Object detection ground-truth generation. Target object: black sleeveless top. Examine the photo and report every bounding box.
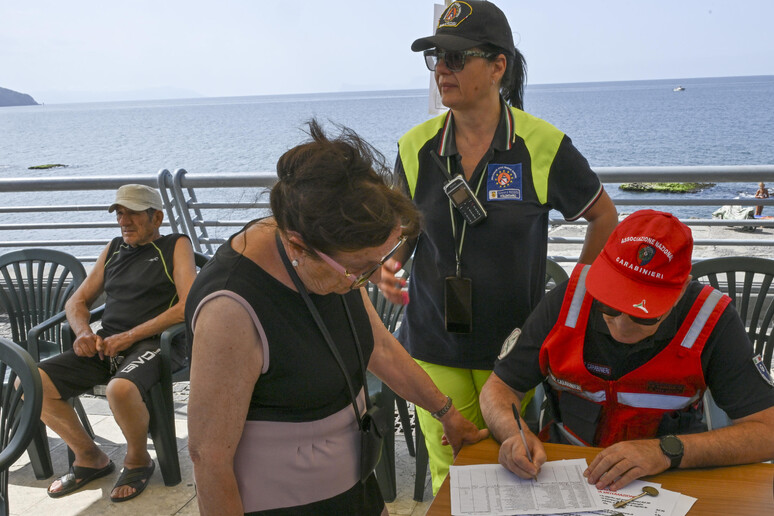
[185,236,374,422]
[100,233,186,337]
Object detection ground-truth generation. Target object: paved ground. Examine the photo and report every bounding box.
[6,390,434,515]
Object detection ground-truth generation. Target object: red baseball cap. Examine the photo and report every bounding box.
[585,210,693,318]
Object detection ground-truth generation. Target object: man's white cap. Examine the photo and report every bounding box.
[109,184,163,212]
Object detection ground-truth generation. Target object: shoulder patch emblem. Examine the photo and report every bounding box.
[498,328,521,360]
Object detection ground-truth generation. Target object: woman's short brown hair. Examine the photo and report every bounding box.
[270,119,421,254]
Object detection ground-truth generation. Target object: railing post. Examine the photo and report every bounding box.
[171,169,214,255]
[156,169,182,234]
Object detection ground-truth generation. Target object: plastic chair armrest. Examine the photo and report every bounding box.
[62,305,106,352]
[27,310,70,362]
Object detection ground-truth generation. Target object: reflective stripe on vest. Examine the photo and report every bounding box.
[564,265,590,329]
[617,391,702,411]
[680,288,724,349]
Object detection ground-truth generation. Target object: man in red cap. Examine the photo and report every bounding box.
[480,209,774,490]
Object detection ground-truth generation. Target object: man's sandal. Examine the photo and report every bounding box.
[47,460,116,498]
[110,460,155,503]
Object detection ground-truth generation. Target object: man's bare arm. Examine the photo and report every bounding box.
[585,405,774,490]
[65,244,110,357]
[100,237,197,356]
[480,373,546,478]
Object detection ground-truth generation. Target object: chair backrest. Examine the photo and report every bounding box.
[365,257,413,334]
[0,249,87,351]
[690,256,774,430]
[193,251,210,269]
[0,337,43,515]
[366,284,406,334]
[691,256,774,370]
[545,258,569,292]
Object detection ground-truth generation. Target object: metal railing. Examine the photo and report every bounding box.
[1,165,774,263]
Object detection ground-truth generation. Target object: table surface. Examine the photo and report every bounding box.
[427,439,774,515]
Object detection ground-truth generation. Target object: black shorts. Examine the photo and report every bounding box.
[38,337,187,404]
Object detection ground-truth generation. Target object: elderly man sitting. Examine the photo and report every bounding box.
[480,209,774,490]
[38,184,196,502]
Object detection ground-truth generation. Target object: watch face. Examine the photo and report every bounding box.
[661,435,683,455]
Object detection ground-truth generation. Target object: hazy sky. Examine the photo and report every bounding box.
[2,1,772,103]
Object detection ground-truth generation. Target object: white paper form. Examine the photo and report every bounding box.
[597,481,695,516]
[518,481,697,516]
[596,481,676,516]
[450,459,607,515]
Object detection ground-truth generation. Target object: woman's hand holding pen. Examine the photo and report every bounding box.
[498,419,547,480]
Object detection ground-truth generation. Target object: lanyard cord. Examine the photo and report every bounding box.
[447,156,487,277]
[275,231,371,428]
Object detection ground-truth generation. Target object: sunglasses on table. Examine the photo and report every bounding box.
[423,49,496,73]
[593,300,664,326]
[315,235,407,289]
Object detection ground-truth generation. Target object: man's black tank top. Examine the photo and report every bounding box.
[100,234,185,337]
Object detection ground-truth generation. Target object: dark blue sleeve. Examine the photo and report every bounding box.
[702,303,774,419]
[493,282,567,392]
[545,136,603,221]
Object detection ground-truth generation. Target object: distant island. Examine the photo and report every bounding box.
[0,86,39,107]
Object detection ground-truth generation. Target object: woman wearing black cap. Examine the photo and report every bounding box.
[378,0,618,494]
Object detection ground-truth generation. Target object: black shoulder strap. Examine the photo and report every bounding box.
[274,231,371,429]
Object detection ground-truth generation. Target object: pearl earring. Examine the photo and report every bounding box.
[291,259,299,267]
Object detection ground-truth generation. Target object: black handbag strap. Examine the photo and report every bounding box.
[275,231,371,430]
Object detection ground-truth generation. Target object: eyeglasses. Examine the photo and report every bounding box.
[593,300,664,326]
[423,49,495,73]
[315,235,407,289]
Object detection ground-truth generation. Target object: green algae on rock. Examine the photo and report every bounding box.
[28,164,68,170]
[619,182,715,193]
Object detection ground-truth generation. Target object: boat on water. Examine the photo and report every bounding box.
[673,85,686,92]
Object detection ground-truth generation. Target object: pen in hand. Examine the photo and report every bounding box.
[512,402,538,481]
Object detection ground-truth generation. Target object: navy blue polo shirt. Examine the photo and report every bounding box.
[395,99,603,369]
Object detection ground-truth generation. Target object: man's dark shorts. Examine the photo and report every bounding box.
[38,337,187,404]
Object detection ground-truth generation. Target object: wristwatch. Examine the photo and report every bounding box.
[659,435,684,469]
[431,395,453,420]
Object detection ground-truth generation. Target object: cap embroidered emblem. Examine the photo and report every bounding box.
[637,244,655,266]
[633,300,649,313]
[439,1,472,28]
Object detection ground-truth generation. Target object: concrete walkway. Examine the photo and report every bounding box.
[7,389,434,515]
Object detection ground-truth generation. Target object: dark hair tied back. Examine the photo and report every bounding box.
[481,44,527,110]
[271,119,420,254]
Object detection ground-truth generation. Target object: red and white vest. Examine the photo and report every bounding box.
[538,264,731,447]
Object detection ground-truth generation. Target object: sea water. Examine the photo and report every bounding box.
[1,75,773,220]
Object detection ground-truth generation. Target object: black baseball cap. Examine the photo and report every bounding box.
[411,1,515,56]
